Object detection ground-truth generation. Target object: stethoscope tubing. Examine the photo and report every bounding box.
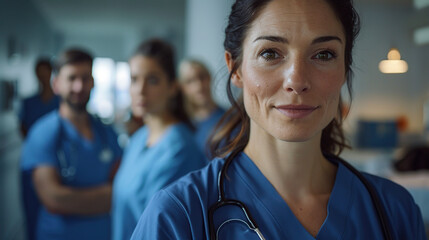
[336,157,393,240]
[56,117,112,182]
[209,154,393,240]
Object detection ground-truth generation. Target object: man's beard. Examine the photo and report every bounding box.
[64,97,89,112]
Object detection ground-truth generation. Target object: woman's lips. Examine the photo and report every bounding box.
[275,104,319,119]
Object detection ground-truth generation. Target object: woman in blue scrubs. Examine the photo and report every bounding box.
[178,59,225,157]
[112,39,207,240]
[131,1,427,239]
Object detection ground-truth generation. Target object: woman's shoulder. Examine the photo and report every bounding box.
[168,122,194,138]
[163,157,224,198]
[362,172,427,238]
[333,156,416,207]
[127,126,147,145]
[164,123,200,151]
[149,157,223,211]
[132,158,225,239]
[362,172,416,206]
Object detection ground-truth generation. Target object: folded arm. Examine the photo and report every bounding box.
[33,166,112,215]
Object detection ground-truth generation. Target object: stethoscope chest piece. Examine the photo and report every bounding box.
[61,166,76,178]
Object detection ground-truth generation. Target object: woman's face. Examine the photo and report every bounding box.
[129,55,177,118]
[231,0,346,142]
[179,63,212,108]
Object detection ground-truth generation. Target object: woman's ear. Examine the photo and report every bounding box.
[225,51,243,88]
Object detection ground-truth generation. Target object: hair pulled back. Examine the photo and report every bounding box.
[133,39,193,129]
[209,0,360,160]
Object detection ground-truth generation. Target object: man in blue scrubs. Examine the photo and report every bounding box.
[21,49,122,240]
[18,58,60,137]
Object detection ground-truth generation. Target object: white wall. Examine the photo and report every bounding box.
[0,1,58,239]
[61,15,186,63]
[184,0,234,108]
[0,0,61,98]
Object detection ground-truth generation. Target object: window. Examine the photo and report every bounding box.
[88,58,131,125]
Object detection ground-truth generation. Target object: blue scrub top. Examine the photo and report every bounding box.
[21,110,122,240]
[19,94,60,132]
[193,107,224,157]
[112,123,207,240]
[131,152,426,240]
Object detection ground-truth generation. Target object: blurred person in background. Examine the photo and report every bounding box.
[178,59,225,157]
[18,57,60,137]
[112,39,207,240]
[123,112,144,137]
[20,48,123,240]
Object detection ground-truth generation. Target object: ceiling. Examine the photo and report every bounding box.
[31,0,187,37]
[30,0,427,48]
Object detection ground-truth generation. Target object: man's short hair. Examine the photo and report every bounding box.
[54,48,93,74]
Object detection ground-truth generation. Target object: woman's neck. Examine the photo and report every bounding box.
[189,100,217,121]
[144,112,178,147]
[244,122,337,200]
[40,85,55,102]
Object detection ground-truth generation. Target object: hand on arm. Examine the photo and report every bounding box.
[32,166,112,215]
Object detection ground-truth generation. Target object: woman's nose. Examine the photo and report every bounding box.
[194,78,204,91]
[133,80,146,95]
[282,59,311,94]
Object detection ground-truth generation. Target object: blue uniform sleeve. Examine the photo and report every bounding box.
[413,204,427,240]
[21,118,59,171]
[130,189,192,240]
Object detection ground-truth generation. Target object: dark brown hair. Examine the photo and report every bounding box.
[178,59,211,82]
[210,0,360,160]
[54,48,93,74]
[35,57,52,73]
[132,38,193,129]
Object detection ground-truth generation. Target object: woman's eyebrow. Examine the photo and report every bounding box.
[312,36,342,44]
[253,35,288,43]
[253,35,342,45]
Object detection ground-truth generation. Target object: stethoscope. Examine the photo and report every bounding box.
[208,154,393,240]
[56,118,113,182]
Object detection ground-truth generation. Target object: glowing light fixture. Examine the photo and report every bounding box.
[378,48,408,74]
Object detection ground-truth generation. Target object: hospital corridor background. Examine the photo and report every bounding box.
[1,0,429,239]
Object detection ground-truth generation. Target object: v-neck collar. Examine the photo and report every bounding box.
[58,111,96,146]
[229,152,354,239]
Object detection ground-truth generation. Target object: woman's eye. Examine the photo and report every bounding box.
[260,49,280,61]
[147,76,159,85]
[314,51,336,61]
